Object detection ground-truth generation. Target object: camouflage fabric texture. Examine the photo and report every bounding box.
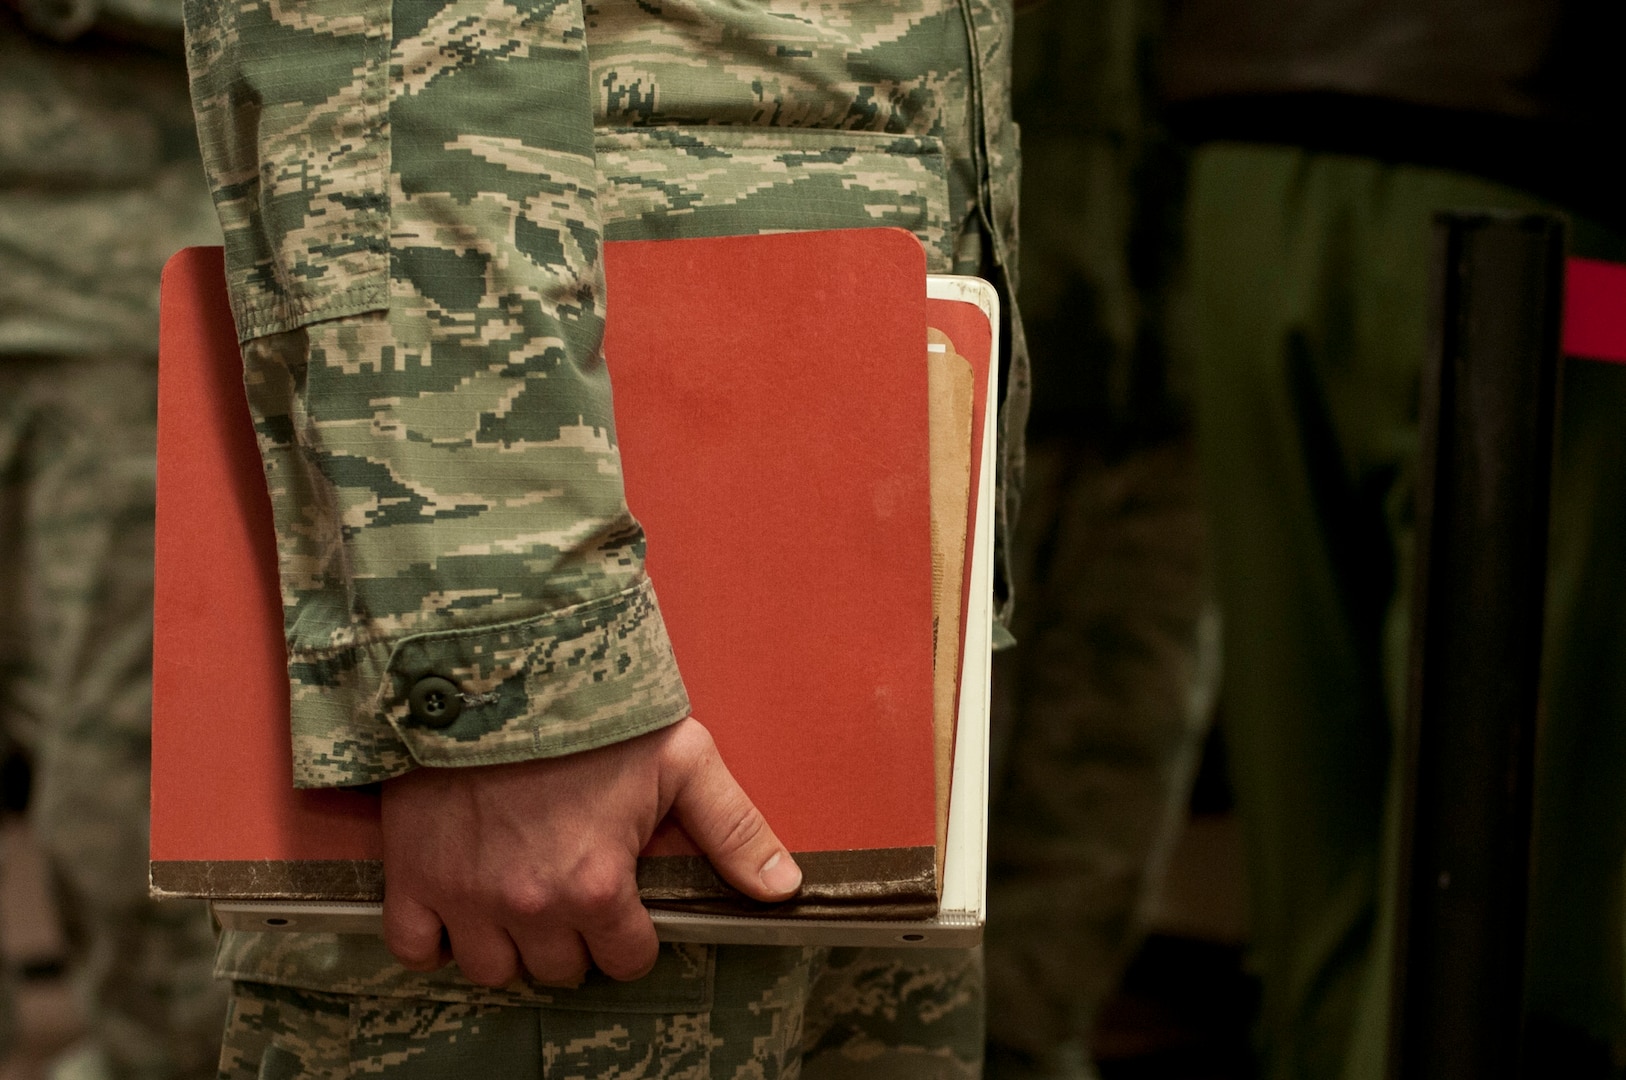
[0,15,227,1080]
[983,1,1215,1077]
[215,945,982,1079]
[182,0,1022,1067]
[184,0,1025,789]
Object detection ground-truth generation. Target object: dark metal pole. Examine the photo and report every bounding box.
[1387,212,1566,1080]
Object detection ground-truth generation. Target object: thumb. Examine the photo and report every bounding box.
[663,722,802,902]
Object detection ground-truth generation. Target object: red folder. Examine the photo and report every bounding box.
[151,230,967,916]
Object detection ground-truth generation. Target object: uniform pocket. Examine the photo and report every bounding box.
[596,126,955,272]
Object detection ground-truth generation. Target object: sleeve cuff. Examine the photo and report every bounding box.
[287,577,691,788]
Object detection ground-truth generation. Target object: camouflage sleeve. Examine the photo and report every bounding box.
[183,0,691,788]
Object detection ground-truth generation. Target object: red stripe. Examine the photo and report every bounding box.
[1565,257,1626,364]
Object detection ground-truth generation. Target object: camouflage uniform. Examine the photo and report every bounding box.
[0,6,227,1078]
[182,0,1024,1073]
[983,2,1214,1078]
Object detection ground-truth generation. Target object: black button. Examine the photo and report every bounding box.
[408,677,463,728]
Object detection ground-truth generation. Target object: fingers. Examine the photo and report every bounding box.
[386,895,524,987]
[577,871,661,982]
[442,924,523,988]
[664,723,802,902]
[382,893,450,972]
[386,866,659,987]
[500,853,659,984]
[378,733,745,992]
[512,929,593,989]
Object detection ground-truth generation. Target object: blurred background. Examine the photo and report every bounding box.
[5,0,1624,1078]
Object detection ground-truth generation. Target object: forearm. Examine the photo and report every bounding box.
[184,0,689,787]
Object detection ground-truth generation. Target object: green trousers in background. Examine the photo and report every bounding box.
[0,357,226,1080]
[982,2,1216,1076]
[1188,142,1626,1080]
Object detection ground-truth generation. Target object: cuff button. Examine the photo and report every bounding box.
[408,676,463,728]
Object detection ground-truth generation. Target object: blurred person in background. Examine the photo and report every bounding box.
[1167,1,1626,1076]
[0,3,227,1077]
[984,1,1217,1077]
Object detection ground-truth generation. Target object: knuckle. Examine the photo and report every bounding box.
[571,860,627,913]
[497,880,554,921]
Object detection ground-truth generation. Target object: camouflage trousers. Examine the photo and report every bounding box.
[217,945,981,1079]
[982,437,1215,1080]
[0,355,226,1079]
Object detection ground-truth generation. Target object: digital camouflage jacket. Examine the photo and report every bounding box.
[184,0,1024,793]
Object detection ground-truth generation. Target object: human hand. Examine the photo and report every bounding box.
[379,717,801,987]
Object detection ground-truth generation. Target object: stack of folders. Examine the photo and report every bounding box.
[149,228,999,947]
